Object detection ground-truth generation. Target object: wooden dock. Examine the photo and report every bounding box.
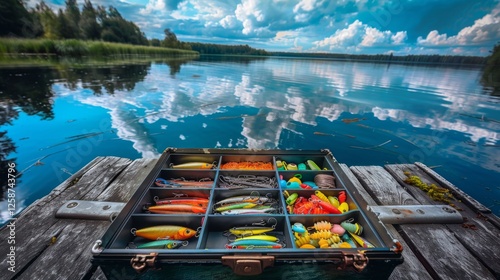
[1,156,499,280]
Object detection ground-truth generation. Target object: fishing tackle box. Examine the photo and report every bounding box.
[91,148,403,279]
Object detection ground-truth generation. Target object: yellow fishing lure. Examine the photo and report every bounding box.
[132,225,197,240]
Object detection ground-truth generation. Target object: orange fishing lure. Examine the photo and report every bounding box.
[147,204,206,214]
[132,225,197,240]
[155,197,209,207]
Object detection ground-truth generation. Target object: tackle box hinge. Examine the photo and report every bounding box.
[338,252,368,272]
[130,252,158,273]
[221,254,275,276]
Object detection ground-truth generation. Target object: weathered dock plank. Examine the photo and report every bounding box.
[385,163,500,279]
[351,165,497,280]
[339,164,432,280]
[414,162,500,228]
[0,156,157,280]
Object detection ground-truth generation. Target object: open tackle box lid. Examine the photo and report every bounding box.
[91,148,404,279]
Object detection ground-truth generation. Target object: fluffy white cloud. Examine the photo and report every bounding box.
[417,7,500,46]
[313,20,407,51]
[139,0,166,15]
[293,0,325,13]
[220,15,238,29]
[235,0,266,35]
[140,0,183,15]
[273,30,299,42]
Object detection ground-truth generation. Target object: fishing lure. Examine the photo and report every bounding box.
[225,240,280,249]
[285,192,298,205]
[341,233,357,248]
[307,221,332,232]
[300,244,316,249]
[229,227,275,236]
[292,223,306,233]
[318,239,329,248]
[330,224,346,235]
[328,196,340,208]
[276,160,287,170]
[235,235,279,242]
[294,201,324,214]
[287,174,302,184]
[348,232,375,248]
[314,190,329,203]
[310,230,333,240]
[294,232,311,247]
[338,191,347,203]
[170,162,214,169]
[298,163,307,170]
[317,201,342,214]
[307,160,321,170]
[146,204,206,214]
[341,219,363,235]
[300,183,312,189]
[154,196,209,207]
[215,202,257,212]
[338,202,349,213]
[215,193,270,206]
[131,225,198,240]
[136,240,188,249]
[220,208,276,215]
[286,181,301,188]
[233,244,283,249]
[319,235,342,246]
[155,178,213,188]
[302,181,318,188]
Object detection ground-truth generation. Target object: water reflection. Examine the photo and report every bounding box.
[481,59,500,96]
[0,67,57,119]
[0,132,17,200]
[0,57,194,199]
[0,56,499,222]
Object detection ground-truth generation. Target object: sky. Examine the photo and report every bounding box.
[39,0,500,56]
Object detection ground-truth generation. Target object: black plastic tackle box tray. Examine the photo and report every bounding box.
[91,148,403,279]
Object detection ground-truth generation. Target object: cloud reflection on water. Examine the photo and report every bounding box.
[58,58,498,172]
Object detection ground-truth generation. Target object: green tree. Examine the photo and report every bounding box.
[162,28,179,48]
[0,0,42,37]
[482,43,500,95]
[36,1,59,39]
[64,0,81,38]
[99,6,148,45]
[0,0,30,36]
[150,38,161,47]
[57,9,72,39]
[80,0,100,40]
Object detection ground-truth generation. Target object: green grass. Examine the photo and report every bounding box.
[0,38,198,57]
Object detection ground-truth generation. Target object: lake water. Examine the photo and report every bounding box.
[1,56,499,224]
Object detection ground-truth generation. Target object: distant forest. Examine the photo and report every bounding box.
[270,52,487,65]
[0,0,498,67]
[0,0,267,55]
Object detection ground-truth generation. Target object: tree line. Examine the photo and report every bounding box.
[482,43,500,95]
[0,0,267,55]
[1,0,148,46]
[270,52,488,65]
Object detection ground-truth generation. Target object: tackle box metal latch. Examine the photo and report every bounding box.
[338,252,368,272]
[130,252,158,273]
[221,254,275,276]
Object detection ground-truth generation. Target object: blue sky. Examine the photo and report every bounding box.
[39,0,500,55]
